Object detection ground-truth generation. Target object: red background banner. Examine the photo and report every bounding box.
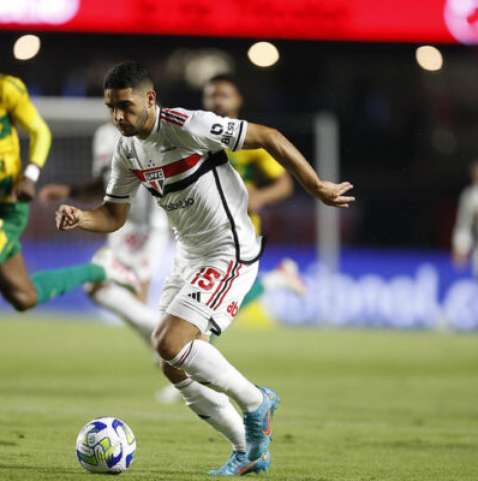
[1,0,477,43]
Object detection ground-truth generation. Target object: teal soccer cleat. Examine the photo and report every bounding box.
[244,386,280,461]
[208,450,271,476]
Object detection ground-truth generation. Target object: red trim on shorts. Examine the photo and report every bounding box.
[190,267,206,286]
[207,260,234,307]
[214,263,242,311]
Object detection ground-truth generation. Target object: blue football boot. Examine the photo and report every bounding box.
[244,386,280,461]
[208,450,271,476]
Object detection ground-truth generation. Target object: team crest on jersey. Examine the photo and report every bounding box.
[144,168,165,194]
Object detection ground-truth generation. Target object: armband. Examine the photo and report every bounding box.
[24,164,41,182]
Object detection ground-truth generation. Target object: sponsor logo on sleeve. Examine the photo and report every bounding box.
[210,121,236,146]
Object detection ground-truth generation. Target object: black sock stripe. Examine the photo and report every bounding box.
[175,341,194,368]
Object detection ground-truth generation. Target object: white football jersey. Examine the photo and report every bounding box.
[92,122,166,230]
[453,184,478,255]
[105,107,262,262]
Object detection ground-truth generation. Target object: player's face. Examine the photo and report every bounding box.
[104,87,155,137]
[202,81,242,118]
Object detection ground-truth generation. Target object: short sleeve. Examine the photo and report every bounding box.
[178,108,248,152]
[104,140,140,204]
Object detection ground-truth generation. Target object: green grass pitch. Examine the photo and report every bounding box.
[1,316,477,481]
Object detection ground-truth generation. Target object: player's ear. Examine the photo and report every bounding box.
[147,89,156,108]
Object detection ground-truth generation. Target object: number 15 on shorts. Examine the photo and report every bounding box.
[190,267,222,291]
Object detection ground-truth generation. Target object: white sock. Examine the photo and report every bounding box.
[91,283,159,343]
[169,340,263,413]
[175,378,246,452]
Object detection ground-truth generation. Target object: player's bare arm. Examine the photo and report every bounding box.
[243,123,355,208]
[56,202,129,233]
[248,173,293,212]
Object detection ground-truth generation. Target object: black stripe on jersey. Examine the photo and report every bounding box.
[212,166,264,265]
[232,121,244,151]
[105,193,129,199]
[146,150,228,198]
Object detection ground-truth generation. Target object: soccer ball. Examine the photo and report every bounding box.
[76,417,136,474]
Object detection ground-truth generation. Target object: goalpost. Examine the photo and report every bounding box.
[314,112,340,273]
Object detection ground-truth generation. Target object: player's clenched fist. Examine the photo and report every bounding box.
[56,204,82,231]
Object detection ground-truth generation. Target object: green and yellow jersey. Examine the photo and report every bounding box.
[0,74,51,203]
[226,148,285,232]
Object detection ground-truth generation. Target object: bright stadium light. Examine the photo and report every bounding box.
[415,45,443,72]
[13,34,41,61]
[247,42,280,68]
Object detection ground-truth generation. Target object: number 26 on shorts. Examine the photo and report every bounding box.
[190,267,221,291]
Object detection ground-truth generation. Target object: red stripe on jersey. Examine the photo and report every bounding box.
[207,261,234,306]
[164,108,188,119]
[214,264,242,311]
[163,153,201,177]
[129,153,202,181]
[131,169,145,181]
[160,114,183,127]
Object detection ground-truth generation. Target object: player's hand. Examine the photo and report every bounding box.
[39,184,71,204]
[56,204,82,231]
[15,176,36,202]
[315,180,355,208]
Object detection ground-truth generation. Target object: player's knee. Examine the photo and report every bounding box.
[152,326,184,361]
[153,332,181,360]
[8,286,37,311]
[152,315,198,361]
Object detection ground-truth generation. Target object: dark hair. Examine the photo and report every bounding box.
[206,74,240,92]
[103,61,154,90]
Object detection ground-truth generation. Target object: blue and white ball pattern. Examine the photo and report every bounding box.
[76,417,136,474]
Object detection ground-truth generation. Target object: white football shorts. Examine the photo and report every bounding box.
[158,255,259,335]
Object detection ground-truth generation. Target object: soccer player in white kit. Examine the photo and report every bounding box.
[452,160,478,274]
[39,122,169,343]
[56,62,355,476]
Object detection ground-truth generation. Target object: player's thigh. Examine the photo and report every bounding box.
[0,251,36,297]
